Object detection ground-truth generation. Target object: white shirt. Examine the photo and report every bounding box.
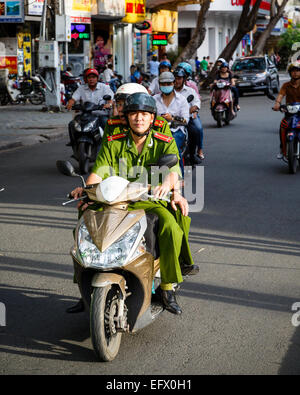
[149,77,160,95]
[175,84,201,111]
[149,60,160,76]
[103,68,115,82]
[72,82,114,115]
[153,90,190,134]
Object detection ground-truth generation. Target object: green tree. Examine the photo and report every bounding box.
[278,25,300,69]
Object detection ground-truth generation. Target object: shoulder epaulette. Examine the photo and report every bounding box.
[107,118,123,126]
[107,133,127,142]
[154,119,165,128]
[153,132,173,143]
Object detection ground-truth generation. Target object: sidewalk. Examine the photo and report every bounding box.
[0,90,210,152]
[0,104,72,152]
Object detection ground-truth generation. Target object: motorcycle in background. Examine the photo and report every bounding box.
[56,155,180,362]
[0,70,46,105]
[278,103,300,174]
[61,71,81,103]
[210,79,237,128]
[68,95,112,174]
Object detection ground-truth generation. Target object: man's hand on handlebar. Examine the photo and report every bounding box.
[272,102,281,111]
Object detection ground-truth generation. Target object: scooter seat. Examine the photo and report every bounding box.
[144,213,160,259]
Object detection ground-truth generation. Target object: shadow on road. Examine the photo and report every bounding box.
[0,282,97,363]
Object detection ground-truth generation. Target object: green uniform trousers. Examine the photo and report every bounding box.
[128,200,194,285]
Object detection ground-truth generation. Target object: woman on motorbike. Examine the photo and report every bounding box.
[213,61,240,113]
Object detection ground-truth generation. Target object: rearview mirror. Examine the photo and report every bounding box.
[56,160,77,177]
[103,95,112,101]
[156,154,178,168]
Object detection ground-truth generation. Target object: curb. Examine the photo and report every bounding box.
[0,127,67,152]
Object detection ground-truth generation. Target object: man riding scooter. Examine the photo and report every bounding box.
[273,62,300,159]
[66,68,114,147]
[68,92,198,315]
[174,67,205,164]
[153,71,190,176]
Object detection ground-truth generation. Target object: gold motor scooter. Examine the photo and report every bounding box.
[56,155,178,362]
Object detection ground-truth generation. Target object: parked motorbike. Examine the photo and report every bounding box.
[61,71,81,103]
[210,80,236,128]
[56,155,179,361]
[68,95,112,174]
[278,103,300,174]
[0,72,46,105]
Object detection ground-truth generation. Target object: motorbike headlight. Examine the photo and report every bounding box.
[287,105,300,114]
[74,121,81,132]
[76,220,142,269]
[217,82,226,88]
[83,119,97,133]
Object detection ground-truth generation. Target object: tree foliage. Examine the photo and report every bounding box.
[277,25,300,68]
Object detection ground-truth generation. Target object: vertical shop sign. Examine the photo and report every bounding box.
[122,0,145,24]
[0,0,24,22]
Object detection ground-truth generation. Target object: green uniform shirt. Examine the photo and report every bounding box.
[91,126,182,183]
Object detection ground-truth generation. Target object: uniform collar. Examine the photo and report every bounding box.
[126,129,154,157]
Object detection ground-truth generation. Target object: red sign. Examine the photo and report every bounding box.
[231,0,270,10]
[0,56,17,74]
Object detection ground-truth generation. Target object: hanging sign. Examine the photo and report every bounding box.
[122,0,145,24]
[152,33,168,46]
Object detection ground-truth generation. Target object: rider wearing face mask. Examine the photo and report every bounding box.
[273,62,300,159]
[153,71,190,176]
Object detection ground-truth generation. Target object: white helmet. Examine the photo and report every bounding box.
[115,83,148,101]
[217,58,226,63]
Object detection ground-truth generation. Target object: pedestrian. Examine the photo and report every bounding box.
[200,56,208,72]
[149,55,160,79]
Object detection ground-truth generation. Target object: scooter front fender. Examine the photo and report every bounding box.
[92,272,126,297]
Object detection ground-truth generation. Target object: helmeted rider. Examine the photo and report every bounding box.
[69,92,198,315]
[105,82,174,139]
[213,61,240,113]
[148,60,172,95]
[153,71,190,176]
[174,67,205,163]
[273,62,300,159]
[177,62,201,99]
[66,68,114,147]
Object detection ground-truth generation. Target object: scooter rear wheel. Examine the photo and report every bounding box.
[29,91,45,105]
[90,285,122,362]
[216,112,222,128]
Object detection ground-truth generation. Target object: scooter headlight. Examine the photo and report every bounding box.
[76,220,142,269]
[217,81,226,89]
[287,104,300,114]
[83,119,97,132]
[74,120,81,132]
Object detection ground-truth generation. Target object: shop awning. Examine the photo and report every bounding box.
[146,0,202,12]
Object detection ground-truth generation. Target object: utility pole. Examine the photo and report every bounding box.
[39,0,62,111]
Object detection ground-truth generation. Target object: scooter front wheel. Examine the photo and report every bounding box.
[216,112,222,128]
[78,142,90,174]
[90,285,122,362]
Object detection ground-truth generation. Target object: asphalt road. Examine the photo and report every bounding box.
[0,91,300,375]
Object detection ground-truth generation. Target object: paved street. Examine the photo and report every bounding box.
[0,88,300,375]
